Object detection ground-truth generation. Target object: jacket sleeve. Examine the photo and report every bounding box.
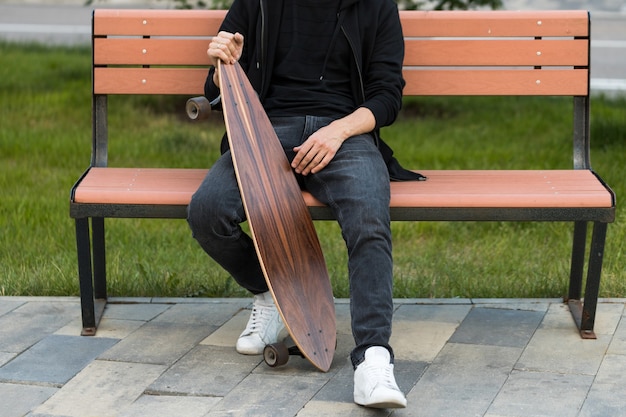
[360,2,405,129]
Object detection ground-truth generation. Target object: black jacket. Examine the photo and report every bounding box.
[205,0,425,181]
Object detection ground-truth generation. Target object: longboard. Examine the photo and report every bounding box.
[217,61,336,372]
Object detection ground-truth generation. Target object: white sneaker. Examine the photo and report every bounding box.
[236,291,285,355]
[354,346,407,408]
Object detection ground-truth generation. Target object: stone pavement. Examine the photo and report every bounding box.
[1,297,625,416]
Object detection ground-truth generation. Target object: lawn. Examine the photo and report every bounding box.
[1,41,624,299]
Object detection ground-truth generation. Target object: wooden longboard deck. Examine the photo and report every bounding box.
[218,61,336,372]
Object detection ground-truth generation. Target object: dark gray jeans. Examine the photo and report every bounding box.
[187,115,394,367]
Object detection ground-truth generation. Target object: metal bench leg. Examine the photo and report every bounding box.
[568,221,608,339]
[92,217,107,300]
[76,217,96,335]
[568,221,587,301]
[580,221,608,337]
[75,217,107,336]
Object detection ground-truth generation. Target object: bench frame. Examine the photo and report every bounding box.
[71,9,615,338]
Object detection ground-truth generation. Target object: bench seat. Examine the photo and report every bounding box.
[72,167,613,214]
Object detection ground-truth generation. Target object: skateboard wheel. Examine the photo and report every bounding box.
[185,96,211,121]
[263,342,290,367]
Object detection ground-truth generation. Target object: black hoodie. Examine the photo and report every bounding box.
[205,0,425,181]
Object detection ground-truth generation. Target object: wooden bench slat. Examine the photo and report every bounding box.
[404,39,588,67]
[399,10,589,37]
[94,67,207,95]
[73,168,612,209]
[74,168,206,205]
[93,9,226,37]
[93,67,588,96]
[94,38,588,68]
[93,10,589,38]
[403,69,588,96]
[385,170,613,208]
[94,38,211,66]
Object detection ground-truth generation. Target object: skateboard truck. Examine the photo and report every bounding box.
[263,336,337,368]
[263,341,305,368]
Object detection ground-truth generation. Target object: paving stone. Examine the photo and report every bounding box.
[0,352,16,367]
[0,383,57,417]
[0,299,25,317]
[541,303,624,334]
[296,400,393,417]
[147,345,261,397]
[394,359,428,400]
[391,304,471,361]
[205,373,325,417]
[449,307,544,348]
[404,343,522,417]
[0,334,118,385]
[333,333,355,369]
[391,319,459,362]
[152,301,248,326]
[515,328,611,375]
[395,298,472,306]
[607,314,626,355]
[153,297,247,305]
[102,302,172,321]
[486,369,594,417]
[309,362,353,403]
[200,309,249,347]
[471,299,556,312]
[537,302,587,331]
[33,360,166,417]
[55,317,146,339]
[335,303,353,336]
[395,304,472,324]
[98,321,213,365]
[0,313,53,353]
[539,302,623,335]
[117,394,221,417]
[12,300,80,318]
[589,302,624,336]
[578,353,626,417]
[0,301,79,353]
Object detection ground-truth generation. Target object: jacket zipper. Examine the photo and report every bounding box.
[341,25,365,105]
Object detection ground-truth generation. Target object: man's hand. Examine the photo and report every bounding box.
[292,107,377,176]
[207,31,244,86]
[292,123,345,176]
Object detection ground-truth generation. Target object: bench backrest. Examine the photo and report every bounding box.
[93,9,589,96]
[91,9,591,166]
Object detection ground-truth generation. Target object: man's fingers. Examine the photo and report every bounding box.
[208,32,244,65]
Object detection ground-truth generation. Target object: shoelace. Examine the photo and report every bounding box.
[241,302,275,336]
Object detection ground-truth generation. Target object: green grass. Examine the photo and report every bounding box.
[1,41,624,299]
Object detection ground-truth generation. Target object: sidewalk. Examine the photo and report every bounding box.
[1,297,625,416]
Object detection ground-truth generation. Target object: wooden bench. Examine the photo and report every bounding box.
[70,9,615,338]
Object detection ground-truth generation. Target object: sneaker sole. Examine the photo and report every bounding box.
[355,400,407,409]
[354,394,407,409]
